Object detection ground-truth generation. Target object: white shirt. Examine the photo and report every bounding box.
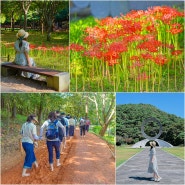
[21,122,37,144]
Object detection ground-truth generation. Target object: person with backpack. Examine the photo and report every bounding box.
[79,117,86,137]
[40,111,65,171]
[21,114,41,177]
[55,111,66,154]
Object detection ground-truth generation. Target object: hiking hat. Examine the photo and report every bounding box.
[149,141,156,147]
[16,29,29,39]
[32,116,38,123]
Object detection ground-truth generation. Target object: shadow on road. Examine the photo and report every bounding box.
[129,176,153,181]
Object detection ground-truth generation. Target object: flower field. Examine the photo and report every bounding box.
[70,6,184,92]
[1,31,69,71]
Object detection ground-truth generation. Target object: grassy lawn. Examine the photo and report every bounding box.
[116,145,143,167]
[161,147,184,160]
[1,30,69,71]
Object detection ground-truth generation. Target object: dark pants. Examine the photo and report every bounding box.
[86,125,90,132]
[69,125,75,136]
[46,140,60,164]
[66,126,69,137]
[22,142,36,169]
[80,125,86,136]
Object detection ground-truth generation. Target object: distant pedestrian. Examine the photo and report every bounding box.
[55,111,66,154]
[69,116,75,139]
[148,141,162,182]
[21,114,41,177]
[40,111,65,171]
[79,117,86,137]
[85,117,91,132]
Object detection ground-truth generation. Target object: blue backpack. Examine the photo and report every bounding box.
[46,120,59,140]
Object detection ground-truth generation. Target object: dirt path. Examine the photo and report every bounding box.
[1,129,115,184]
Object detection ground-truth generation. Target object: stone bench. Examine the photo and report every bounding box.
[1,62,70,92]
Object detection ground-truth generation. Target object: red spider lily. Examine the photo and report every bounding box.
[172,50,183,56]
[104,50,120,66]
[124,10,145,19]
[83,36,96,45]
[167,23,183,35]
[141,53,153,60]
[137,39,162,52]
[137,72,150,81]
[99,17,117,27]
[148,6,184,24]
[70,43,85,52]
[29,44,37,49]
[51,46,65,53]
[130,61,144,69]
[4,42,14,48]
[36,46,48,51]
[153,54,168,65]
[130,56,140,62]
[162,43,174,50]
[85,26,107,42]
[107,59,119,66]
[108,41,127,53]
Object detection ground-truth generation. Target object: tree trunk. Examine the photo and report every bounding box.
[24,12,27,30]
[11,103,16,118]
[99,123,109,137]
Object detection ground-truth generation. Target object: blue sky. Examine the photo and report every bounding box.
[116,93,184,118]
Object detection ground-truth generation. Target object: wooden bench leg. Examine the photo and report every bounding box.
[46,72,70,92]
[1,66,18,77]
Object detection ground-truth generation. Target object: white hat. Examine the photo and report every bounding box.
[149,141,156,147]
[16,29,29,39]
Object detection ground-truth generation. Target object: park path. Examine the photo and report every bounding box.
[116,148,184,184]
[1,128,115,184]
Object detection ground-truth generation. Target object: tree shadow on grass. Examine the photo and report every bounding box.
[129,176,153,181]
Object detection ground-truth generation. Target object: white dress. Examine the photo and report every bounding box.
[14,40,37,78]
[148,148,159,176]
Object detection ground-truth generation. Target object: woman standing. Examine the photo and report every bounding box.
[40,111,65,171]
[148,141,162,182]
[14,29,39,79]
[21,114,41,177]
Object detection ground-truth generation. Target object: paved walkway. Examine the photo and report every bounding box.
[1,86,22,92]
[116,148,184,184]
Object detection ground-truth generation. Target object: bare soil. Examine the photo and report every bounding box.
[1,129,115,184]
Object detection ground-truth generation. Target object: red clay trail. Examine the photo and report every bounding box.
[1,129,115,184]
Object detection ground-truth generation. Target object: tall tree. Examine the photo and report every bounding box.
[21,0,32,30]
[86,93,115,136]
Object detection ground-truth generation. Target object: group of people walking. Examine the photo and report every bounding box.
[20,111,91,177]
[20,111,81,177]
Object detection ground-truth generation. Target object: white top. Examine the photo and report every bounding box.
[69,118,76,126]
[21,122,37,144]
[40,119,66,141]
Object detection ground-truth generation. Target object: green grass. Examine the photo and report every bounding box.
[116,145,143,167]
[161,147,185,160]
[1,30,69,71]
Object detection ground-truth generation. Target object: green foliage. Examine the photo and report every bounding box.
[116,104,184,146]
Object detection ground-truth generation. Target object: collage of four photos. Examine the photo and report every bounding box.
[1,0,184,184]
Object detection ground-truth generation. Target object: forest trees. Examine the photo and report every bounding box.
[116,104,184,146]
[1,93,115,137]
[1,0,69,40]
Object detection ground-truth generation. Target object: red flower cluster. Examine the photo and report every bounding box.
[71,5,183,69]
